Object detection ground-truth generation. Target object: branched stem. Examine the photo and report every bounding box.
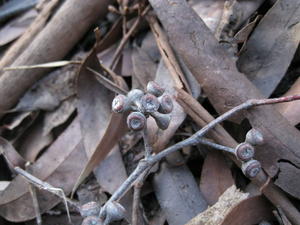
[103,95,300,212]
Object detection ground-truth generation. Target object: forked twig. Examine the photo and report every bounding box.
[14,167,80,223]
[104,95,300,205]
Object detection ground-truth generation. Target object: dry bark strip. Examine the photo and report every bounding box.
[149,0,300,199]
[0,0,110,114]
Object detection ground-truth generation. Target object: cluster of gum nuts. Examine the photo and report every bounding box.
[112,81,174,131]
[80,201,126,225]
[234,128,264,178]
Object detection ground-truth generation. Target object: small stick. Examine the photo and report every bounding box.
[142,126,153,158]
[132,169,149,225]
[109,5,150,70]
[14,167,80,223]
[28,180,42,225]
[87,67,127,95]
[105,94,300,205]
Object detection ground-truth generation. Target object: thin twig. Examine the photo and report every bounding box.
[109,5,150,70]
[142,127,153,158]
[105,95,300,206]
[87,67,127,95]
[14,167,81,222]
[132,168,149,225]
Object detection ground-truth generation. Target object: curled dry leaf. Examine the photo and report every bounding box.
[0,118,87,222]
[200,152,234,205]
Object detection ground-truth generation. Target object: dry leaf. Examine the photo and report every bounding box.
[200,152,234,205]
[153,161,208,225]
[0,9,37,46]
[73,49,127,194]
[0,118,87,222]
[237,0,300,97]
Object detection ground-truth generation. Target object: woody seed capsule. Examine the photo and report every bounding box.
[235,142,255,162]
[147,81,165,97]
[100,201,126,224]
[112,94,128,113]
[150,111,171,130]
[127,112,146,131]
[158,94,174,114]
[245,128,264,146]
[242,159,261,178]
[81,216,102,225]
[141,93,160,113]
[80,201,101,217]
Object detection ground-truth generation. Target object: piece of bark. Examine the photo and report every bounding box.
[276,77,300,126]
[185,186,248,225]
[149,0,300,199]
[0,0,60,71]
[220,196,273,225]
[237,0,300,97]
[200,152,234,205]
[153,161,208,225]
[0,0,110,114]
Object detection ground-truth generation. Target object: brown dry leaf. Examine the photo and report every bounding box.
[185,186,248,225]
[237,0,300,97]
[200,152,234,206]
[131,45,157,90]
[276,77,300,126]
[11,54,79,112]
[42,97,76,136]
[14,121,53,162]
[0,9,37,46]
[0,118,87,222]
[0,137,26,169]
[72,49,127,194]
[153,161,208,225]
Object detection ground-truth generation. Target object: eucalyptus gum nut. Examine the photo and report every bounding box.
[242,160,261,178]
[141,93,160,113]
[100,201,126,224]
[245,128,264,146]
[112,94,128,113]
[147,81,165,97]
[158,94,173,114]
[235,142,255,162]
[150,111,171,130]
[81,216,102,225]
[127,112,146,131]
[80,201,101,217]
[126,89,144,111]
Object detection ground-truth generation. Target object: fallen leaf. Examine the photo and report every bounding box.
[237,0,300,97]
[0,9,37,46]
[72,49,127,194]
[200,151,234,205]
[0,118,87,222]
[153,161,208,225]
